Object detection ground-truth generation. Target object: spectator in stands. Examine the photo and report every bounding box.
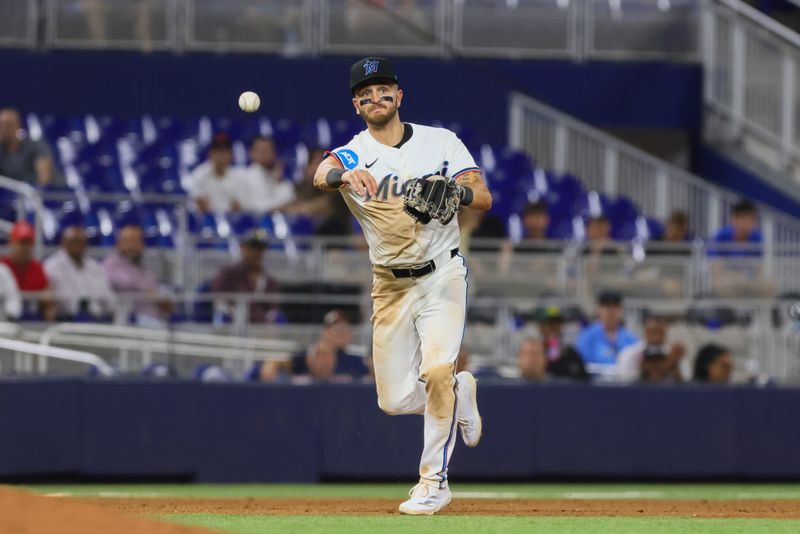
[616,316,685,383]
[289,341,341,383]
[693,343,733,384]
[663,210,690,242]
[290,310,369,381]
[459,209,507,252]
[521,200,550,240]
[584,215,623,255]
[0,261,21,320]
[0,108,54,187]
[240,136,295,214]
[0,221,55,320]
[292,310,369,378]
[711,200,762,254]
[287,147,327,216]
[103,224,172,326]
[188,133,246,214]
[517,337,548,381]
[211,230,279,323]
[709,200,773,296]
[44,225,116,321]
[534,306,589,381]
[575,291,639,376]
[286,147,354,236]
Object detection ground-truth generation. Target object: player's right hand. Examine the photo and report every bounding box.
[342,169,378,198]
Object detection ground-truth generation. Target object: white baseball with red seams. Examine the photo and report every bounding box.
[238,91,260,113]
[326,122,481,495]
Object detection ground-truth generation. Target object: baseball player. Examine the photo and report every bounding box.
[313,57,492,515]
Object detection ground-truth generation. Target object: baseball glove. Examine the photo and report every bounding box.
[403,176,462,225]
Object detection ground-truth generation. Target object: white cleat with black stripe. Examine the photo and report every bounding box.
[398,482,453,515]
[456,371,482,448]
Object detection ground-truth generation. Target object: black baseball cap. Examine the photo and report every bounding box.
[350,57,399,94]
[597,290,623,306]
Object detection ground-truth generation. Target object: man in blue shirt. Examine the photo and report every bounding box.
[575,291,639,376]
[710,199,762,257]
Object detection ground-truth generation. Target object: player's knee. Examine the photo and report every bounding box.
[376,385,416,416]
[422,363,456,419]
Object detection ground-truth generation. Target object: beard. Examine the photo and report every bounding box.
[362,104,398,127]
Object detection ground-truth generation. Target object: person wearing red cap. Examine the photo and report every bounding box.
[0,221,54,320]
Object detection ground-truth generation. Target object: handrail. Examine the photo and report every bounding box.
[714,0,800,48]
[0,175,45,257]
[0,337,113,376]
[509,90,800,253]
[39,323,298,352]
[509,92,728,197]
[37,322,368,373]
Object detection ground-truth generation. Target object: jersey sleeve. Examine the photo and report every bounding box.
[322,139,361,171]
[446,131,480,180]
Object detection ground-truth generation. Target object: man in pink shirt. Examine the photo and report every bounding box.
[103,224,171,325]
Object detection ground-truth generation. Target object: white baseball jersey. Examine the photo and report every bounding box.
[326,123,480,267]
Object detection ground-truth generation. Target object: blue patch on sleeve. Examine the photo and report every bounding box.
[336,149,359,170]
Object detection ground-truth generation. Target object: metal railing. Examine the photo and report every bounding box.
[0,0,38,48]
[508,91,800,255]
[4,295,799,383]
[0,175,46,258]
[702,0,800,177]
[0,337,113,376]
[1,0,700,61]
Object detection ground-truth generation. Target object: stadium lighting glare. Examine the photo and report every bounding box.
[657,0,671,12]
[557,0,570,9]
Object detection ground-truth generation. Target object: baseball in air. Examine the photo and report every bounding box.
[238,91,260,113]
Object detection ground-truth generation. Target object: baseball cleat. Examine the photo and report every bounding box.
[456,371,482,447]
[398,482,453,515]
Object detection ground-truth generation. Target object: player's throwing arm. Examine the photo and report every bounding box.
[314,158,377,198]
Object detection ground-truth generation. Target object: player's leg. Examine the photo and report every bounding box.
[370,269,426,416]
[414,257,469,489]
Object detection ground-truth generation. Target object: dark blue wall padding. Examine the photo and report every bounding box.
[81,380,198,476]
[0,379,81,476]
[2,379,800,481]
[0,51,702,146]
[195,383,319,482]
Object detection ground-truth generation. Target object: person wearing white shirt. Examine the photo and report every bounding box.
[0,261,21,320]
[240,136,296,214]
[44,226,116,320]
[616,316,685,383]
[188,133,247,214]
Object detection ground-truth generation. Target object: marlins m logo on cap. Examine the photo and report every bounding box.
[363,59,380,76]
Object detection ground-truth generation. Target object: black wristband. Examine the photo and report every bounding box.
[326,168,345,188]
[459,185,474,206]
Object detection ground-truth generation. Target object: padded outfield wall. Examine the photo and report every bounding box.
[2,379,800,482]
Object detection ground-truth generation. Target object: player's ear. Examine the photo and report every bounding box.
[396,88,403,108]
[352,97,360,115]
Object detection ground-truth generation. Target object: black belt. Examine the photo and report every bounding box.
[391,248,459,279]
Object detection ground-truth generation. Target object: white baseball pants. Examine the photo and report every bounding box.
[370,252,467,489]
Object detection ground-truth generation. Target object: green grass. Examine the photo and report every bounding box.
[25,483,800,500]
[165,515,800,534]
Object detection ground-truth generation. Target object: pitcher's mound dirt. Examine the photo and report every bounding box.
[0,487,217,534]
[86,497,800,519]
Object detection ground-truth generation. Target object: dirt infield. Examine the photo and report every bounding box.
[0,487,216,534]
[85,496,800,519]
